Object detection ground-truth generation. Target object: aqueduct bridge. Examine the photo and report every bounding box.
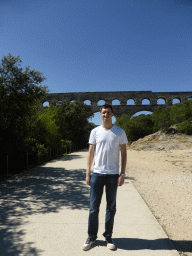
[44,91,192,117]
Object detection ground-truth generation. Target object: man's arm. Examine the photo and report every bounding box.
[117,143,127,186]
[86,144,95,185]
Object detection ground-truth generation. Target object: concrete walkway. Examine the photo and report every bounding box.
[0,150,179,256]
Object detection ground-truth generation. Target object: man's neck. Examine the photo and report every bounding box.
[102,122,114,130]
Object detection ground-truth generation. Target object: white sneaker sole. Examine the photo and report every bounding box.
[107,243,116,250]
[82,240,96,251]
[106,240,116,250]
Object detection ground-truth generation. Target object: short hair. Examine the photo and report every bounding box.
[100,103,114,113]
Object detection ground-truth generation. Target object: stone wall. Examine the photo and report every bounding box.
[43,91,192,117]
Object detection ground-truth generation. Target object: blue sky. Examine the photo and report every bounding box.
[1,0,192,124]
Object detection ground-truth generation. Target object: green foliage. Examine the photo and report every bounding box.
[115,114,131,132]
[0,53,48,155]
[169,100,192,125]
[55,101,93,148]
[116,99,192,143]
[116,114,154,143]
[31,105,61,149]
[25,137,39,154]
[36,144,49,158]
[24,100,93,158]
[0,54,93,176]
[178,121,192,135]
[60,139,72,149]
[151,107,171,133]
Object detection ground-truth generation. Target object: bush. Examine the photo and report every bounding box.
[178,121,192,135]
[170,100,192,125]
[60,139,72,149]
[151,107,171,133]
[116,114,154,143]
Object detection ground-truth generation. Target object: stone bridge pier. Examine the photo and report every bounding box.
[43,91,192,118]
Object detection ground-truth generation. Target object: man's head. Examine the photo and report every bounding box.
[100,103,114,113]
[100,103,114,124]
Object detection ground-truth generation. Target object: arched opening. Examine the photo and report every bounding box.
[127,99,135,105]
[71,100,75,103]
[142,99,150,105]
[112,99,120,105]
[97,100,105,106]
[84,100,91,105]
[88,111,116,126]
[132,111,153,118]
[157,98,166,105]
[43,101,49,107]
[56,101,62,107]
[172,98,180,104]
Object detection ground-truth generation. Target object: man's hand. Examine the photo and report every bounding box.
[118,143,127,187]
[86,144,95,186]
[86,172,91,186]
[117,175,125,186]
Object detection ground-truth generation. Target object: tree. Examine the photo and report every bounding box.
[0,53,48,156]
[27,105,61,150]
[55,101,93,148]
[169,100,192,125]
[151,106,171,133]
[178,120,192,135]
[115,114,131,132]
[116,114,154,143]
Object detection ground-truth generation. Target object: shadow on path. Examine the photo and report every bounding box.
[113,238,192,253]
[0,154,90,255]
[1,151,191,255]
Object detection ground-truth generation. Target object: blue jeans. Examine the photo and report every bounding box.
[88,173,119,239]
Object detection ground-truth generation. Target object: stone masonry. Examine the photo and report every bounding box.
[43,91,192,117]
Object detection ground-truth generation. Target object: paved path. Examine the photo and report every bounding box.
[0,150,179,255]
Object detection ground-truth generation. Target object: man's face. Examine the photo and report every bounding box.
[100,107,113,122]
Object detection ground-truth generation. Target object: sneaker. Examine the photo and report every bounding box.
[105,236,116,250]
[82,237,96,251]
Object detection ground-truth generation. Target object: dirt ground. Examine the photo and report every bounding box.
[126,132,192,256]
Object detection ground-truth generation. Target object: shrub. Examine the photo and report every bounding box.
[178,121,192,135]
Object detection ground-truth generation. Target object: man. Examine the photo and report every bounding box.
[82,103,128,251]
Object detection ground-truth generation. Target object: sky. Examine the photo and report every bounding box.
[1,0,192,124]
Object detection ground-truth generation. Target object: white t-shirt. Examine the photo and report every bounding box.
[89,125,128,174]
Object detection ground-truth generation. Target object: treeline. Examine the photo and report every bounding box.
[116,100,192,143]
[0,54,94,176]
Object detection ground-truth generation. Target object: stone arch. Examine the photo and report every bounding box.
[126,105,159,117]
[88,111,102,125]
[157,98,166,105]
[56,101,63,107]
[97,100,105,106]
[142,99,150,105]
[89,111,116,125]
[84,100,91,105]
[127,99,135,105]
[112,99,120,105]
[43,91,192,117]
[172,98,181,104]
[43,101,50,107]
[132,110,153,118]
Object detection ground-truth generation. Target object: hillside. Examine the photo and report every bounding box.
[128,130,192,151]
